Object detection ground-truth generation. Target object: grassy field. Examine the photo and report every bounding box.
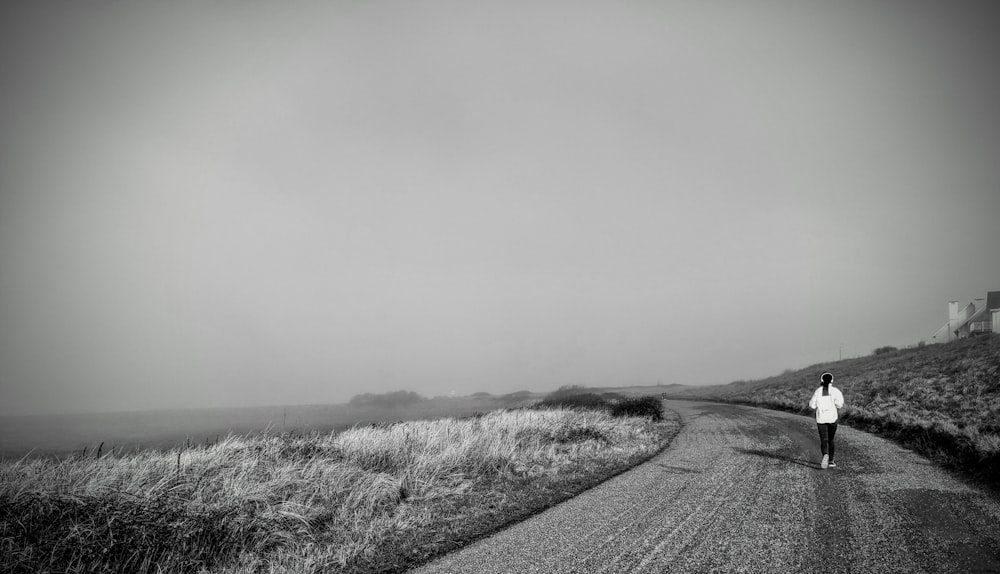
[666,334,1000,483]
[0,401,678,573]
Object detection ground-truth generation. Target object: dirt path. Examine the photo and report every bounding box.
[411,400,1000,574]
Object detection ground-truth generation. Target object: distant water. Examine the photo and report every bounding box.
[0,403,359,459]
[0,398,511,459]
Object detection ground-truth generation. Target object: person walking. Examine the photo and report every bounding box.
[809,372,844,469]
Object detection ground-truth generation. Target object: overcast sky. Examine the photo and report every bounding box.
[2,1,998,416]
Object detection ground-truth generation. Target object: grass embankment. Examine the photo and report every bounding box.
[672,335,1000,483]
[1,402,678,574]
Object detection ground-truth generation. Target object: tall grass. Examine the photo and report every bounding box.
[1,405,675,573]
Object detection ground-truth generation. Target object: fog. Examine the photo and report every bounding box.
[2,1,999,416]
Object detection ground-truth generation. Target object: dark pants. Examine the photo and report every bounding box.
[817,423,838,459]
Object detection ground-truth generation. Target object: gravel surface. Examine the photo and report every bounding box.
[411,400,1000,574]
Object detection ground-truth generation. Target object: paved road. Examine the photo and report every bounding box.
[412,400,1000,574]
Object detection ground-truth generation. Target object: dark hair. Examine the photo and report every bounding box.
[821,372,833,385]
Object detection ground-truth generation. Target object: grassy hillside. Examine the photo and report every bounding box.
[669,334,1000,482]
[1,404,678,574]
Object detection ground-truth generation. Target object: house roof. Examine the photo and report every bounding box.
[987,291,1000,311]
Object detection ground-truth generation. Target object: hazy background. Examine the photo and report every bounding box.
[2,1,999,416]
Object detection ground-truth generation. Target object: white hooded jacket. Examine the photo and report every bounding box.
[809,385,844,424]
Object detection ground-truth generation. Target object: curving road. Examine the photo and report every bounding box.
[412,400,1000,574]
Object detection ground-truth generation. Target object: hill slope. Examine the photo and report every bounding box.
[669,335,1000,482]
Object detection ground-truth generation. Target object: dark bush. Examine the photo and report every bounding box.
[536,393,611,412]
[610,396,664,421]
[873,346,898,356]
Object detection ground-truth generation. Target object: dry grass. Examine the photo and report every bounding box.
[671,335,1000,483]
[1,405,677,573]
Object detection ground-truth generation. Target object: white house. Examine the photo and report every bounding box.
[931,291,1000,342]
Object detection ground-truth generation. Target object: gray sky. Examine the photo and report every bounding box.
[2,1,999,416]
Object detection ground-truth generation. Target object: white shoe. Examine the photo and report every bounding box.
[828,461,837,468]
[821,454,829,469]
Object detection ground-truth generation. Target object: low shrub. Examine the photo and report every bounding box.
[611,396,664,421]
[535,393,611,412]
[535,392,665,422]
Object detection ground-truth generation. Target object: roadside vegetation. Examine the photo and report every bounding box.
[1,397,677,574]
[671,334,1000,483]
[536,388,665,421]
